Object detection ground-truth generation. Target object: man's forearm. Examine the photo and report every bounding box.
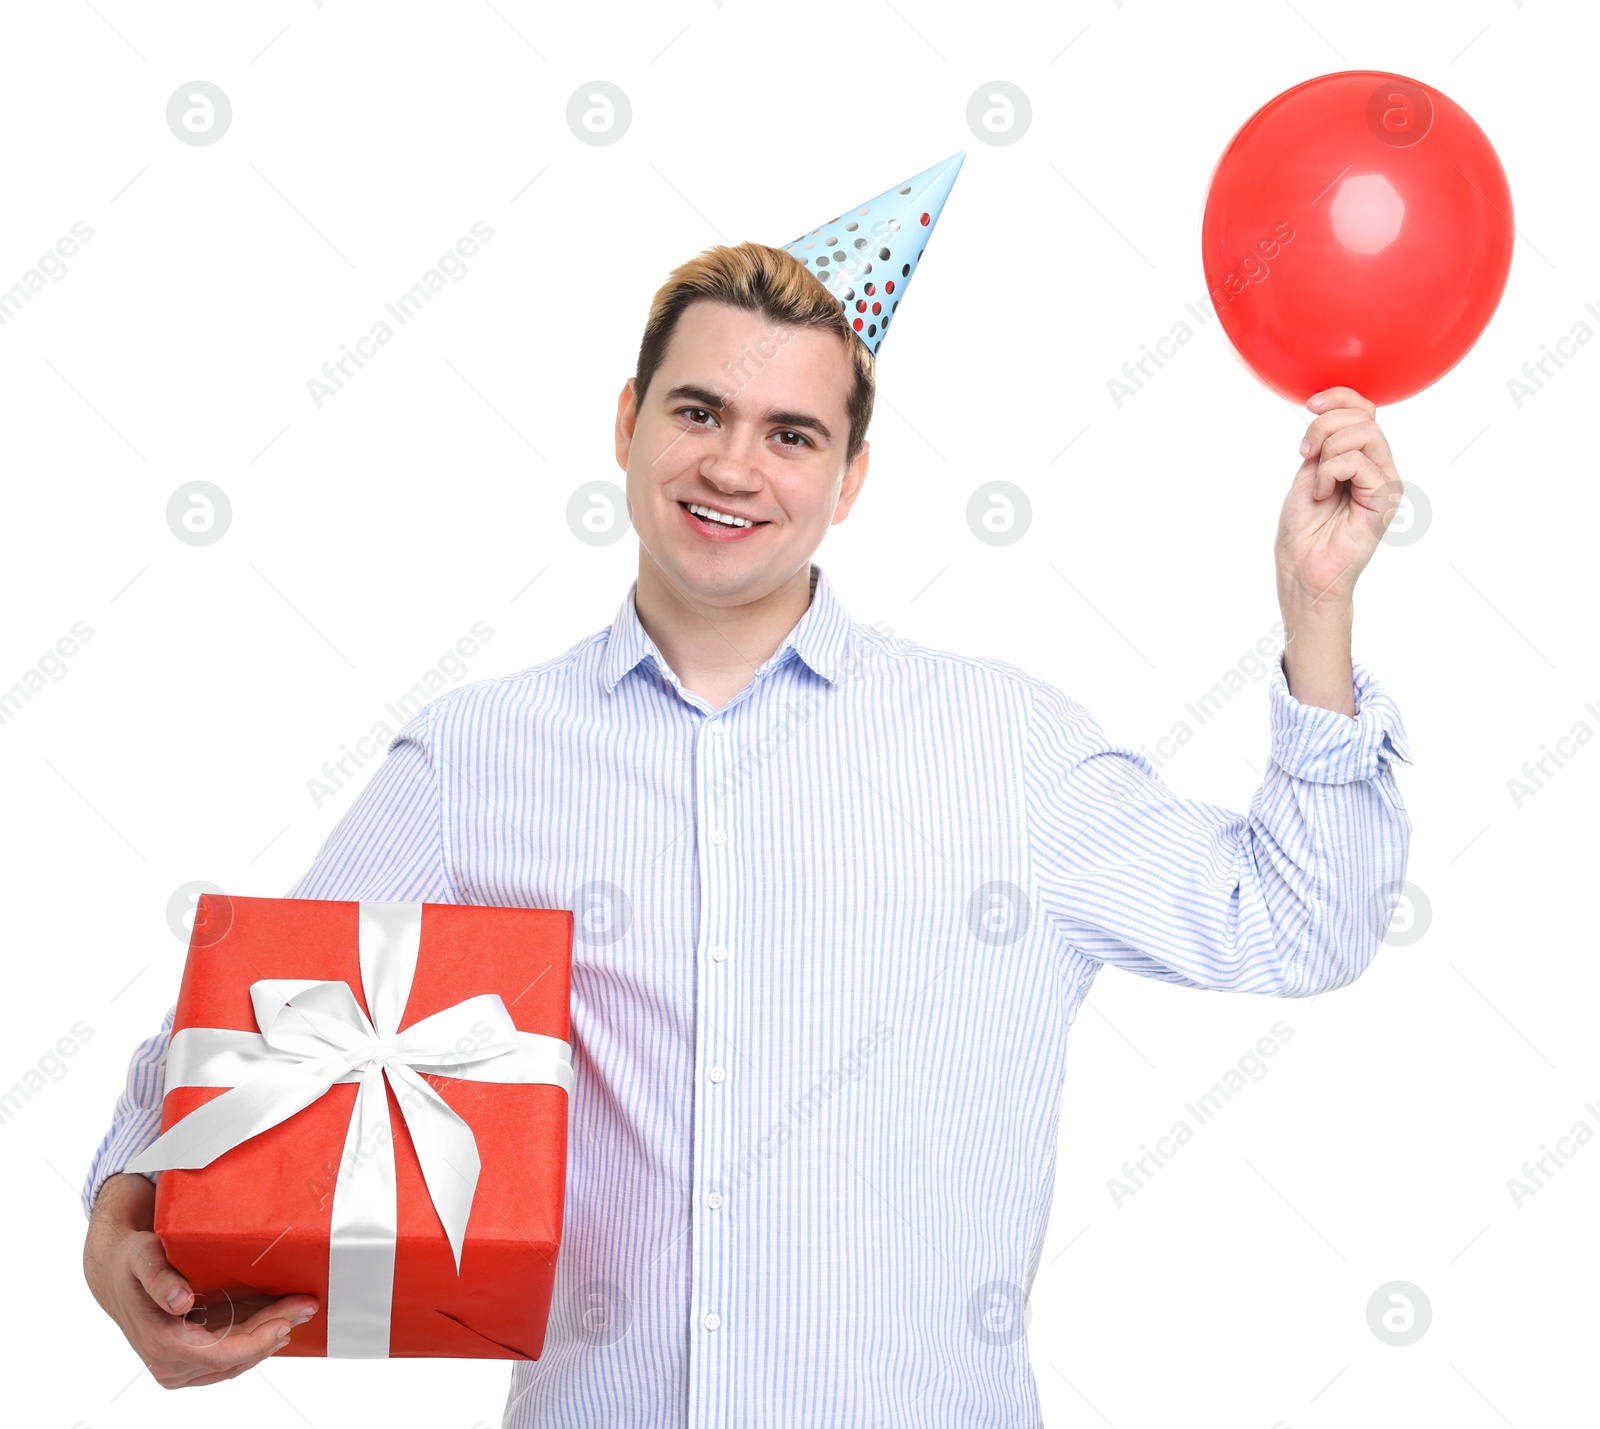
[92,1171,155,1226]
[85,1173,158,1309]
[1279,594,1356,716]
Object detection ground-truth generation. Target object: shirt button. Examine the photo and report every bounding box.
[711,944,729,963]
[708,1065,726,1084]
[710,829,727,846]
[704,1312,721,1331]
[707,1190,724,1209]
[709,720,725,736]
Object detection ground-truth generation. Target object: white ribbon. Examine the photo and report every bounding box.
[127,901,574,1357]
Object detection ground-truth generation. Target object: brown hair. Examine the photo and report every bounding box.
[632,241,875,465]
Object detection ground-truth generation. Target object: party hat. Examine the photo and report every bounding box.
[781,152,965,357]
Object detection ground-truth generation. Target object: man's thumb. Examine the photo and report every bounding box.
[128,1235,194,1315]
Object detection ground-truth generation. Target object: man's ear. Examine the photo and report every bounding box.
[614,378,638,471]
[832,439,870,525]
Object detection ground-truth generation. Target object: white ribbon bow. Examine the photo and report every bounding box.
[127,901,574,1357]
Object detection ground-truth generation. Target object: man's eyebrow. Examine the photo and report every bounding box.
[661,383,833,444]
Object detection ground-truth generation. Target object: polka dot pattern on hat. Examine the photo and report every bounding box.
[781,153,965,358]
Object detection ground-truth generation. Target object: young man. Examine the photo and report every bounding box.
[82,157,1412,1425]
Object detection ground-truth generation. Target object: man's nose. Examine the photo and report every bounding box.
[700,427,763,487]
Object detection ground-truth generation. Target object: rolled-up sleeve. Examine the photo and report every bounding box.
[1024,652,1413,997]
[80,1007,175,1219]
[81,703,457,1218]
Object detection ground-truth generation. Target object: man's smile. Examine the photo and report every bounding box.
[678,500,771,539]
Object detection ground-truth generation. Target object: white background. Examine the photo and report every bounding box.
[4,1,1593,1425]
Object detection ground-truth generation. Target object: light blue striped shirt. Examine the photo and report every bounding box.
[85,560,1412,1427]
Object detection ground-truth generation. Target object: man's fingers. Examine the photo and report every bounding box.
[1314,449,1390,503]
[1308,386,1376,418]
[179,1370,238,1389]
[237,1295,319,1337]
[1317,419,1395,474]
[1287,455,1322,506]
[1299,407,1369,457]
[143,1315,292,1390]
[170,1311,300,1376]
[153,1364,244,1392]
[127,1234,194,1315]
[182,1366,254,1388]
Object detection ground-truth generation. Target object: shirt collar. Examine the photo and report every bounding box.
[601,561,854,695]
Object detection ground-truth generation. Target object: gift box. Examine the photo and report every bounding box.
[129,894,574,1359]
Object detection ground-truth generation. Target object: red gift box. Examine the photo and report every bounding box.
[141,894,573,1359]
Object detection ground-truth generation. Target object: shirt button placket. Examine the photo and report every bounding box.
[695,704,736,1408]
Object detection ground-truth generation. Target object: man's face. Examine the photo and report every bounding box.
[614,299,869,606]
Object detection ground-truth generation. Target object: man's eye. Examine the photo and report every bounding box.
[680,407,717,426]
[776,430,810,448]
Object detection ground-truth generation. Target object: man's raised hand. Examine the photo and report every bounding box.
[1276,385,1402,611]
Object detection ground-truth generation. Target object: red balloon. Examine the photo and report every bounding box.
[1201,71,1513,406]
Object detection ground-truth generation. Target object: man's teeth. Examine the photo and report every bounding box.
[687,502,756,528]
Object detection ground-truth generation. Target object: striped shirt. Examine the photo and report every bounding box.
[84,560,1413,1427]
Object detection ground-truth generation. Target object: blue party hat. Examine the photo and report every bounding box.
[781,152,965,357]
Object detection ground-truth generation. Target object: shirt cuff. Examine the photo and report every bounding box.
[81,1108,162,1220]
[1268,651,1413,783]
